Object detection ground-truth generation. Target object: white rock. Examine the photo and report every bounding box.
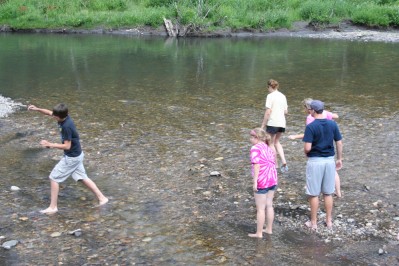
[210,171,221,176]
[10,186,21,191]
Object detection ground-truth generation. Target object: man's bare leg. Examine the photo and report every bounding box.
[306,196,319,229]
[324,194,333,229]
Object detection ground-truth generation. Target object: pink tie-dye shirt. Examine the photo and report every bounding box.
[250,142,278,189]
[306,110,333,125]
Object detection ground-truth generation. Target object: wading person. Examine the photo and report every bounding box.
[248,128,278,238]
[288,98,342,198]
[28,103,108,214]
[303,100,343,230]
[261,79,289,173]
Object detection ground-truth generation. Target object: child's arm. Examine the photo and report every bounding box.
[253,164,260,192]
[331,112,339,119]
[28,105,52,116]
[288,133,304,140]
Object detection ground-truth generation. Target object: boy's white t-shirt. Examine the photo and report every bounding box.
[265,90,288,128]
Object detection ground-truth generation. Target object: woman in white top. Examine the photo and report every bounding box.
[261,79,288,172]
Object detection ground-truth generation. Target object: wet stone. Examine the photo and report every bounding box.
[2,240,18,249]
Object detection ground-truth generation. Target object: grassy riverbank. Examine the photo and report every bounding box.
[0,0,398,33]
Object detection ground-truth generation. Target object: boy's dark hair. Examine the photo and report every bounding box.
[52,103,68,119]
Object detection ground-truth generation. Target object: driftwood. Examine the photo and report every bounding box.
[163,18,177,37]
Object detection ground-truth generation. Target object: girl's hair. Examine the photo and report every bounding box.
[302,98,313,109]
[267,79,279,90]
[250,128,271,145]
[52,103,68,119]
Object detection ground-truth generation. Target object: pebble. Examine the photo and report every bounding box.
[68,229,82,237]
[51,232,62,237]
[210,171,221,176]
[10,186,21,191]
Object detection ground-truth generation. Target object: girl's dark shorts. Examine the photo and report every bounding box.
[266,126,285,134]
[256,185,277,194]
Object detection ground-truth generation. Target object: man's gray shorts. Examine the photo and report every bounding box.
[50,152,88,183]
[306,156,335,196]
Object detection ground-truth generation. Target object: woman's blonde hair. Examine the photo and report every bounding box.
[302,98,313,109]
[267,79,279,90]
[250,128,271,145]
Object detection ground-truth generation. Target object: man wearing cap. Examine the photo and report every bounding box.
[303,100,343,230]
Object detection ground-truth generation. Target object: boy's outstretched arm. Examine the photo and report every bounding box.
[28,105,52,116]
[40,140,71,150]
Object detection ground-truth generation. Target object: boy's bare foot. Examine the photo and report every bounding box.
[98,197,109,206]
[40,207,58,214]
[248,233,263,238]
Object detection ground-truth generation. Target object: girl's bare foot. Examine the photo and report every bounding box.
[248,233,263,238]
[262,229,273,234]
[40,207,58,214]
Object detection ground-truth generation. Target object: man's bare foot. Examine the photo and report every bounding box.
[40,207,58,214]
[248,233,263,238]
[262,229,273,234]
[98,197,109,206]
[305,221,317,231]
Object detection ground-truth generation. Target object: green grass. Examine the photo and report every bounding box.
[0,0,398,31]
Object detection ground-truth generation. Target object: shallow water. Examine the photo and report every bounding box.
[0,33,398,265]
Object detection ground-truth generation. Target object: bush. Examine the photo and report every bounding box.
[352,5,391,26]
[86,0,128,11]
[145,0,173,7]
[299,0,350,24]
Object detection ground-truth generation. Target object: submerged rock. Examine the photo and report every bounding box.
[2,240,18,250]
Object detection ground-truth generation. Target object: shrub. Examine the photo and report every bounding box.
[86,0,128,11]
[145,0,173,7]
[352,5,391,26]
[299,0,350,24]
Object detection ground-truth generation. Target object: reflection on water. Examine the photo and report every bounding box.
[0,33,398,264]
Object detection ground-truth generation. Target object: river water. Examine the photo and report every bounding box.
[0,33,398,265]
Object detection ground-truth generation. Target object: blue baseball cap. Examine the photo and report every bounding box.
[310,100,324,112]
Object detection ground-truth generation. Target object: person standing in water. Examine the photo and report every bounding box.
[248,128,278,238]
[28,103,108,214]
[303,100,343,230]
[289,98,342,198]
[261,79,289,172]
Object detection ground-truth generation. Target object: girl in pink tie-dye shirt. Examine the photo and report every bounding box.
[248,128,278,238]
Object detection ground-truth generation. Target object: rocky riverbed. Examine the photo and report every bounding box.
[1,93,398,264]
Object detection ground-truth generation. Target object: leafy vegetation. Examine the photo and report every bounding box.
[0,0,398,32]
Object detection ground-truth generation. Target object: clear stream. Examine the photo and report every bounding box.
[0,33,398,265]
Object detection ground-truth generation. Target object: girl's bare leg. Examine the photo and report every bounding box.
[335,171,342,198]
[249,193,267,238]
[274,132,287,166]
[263,191,275,234]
